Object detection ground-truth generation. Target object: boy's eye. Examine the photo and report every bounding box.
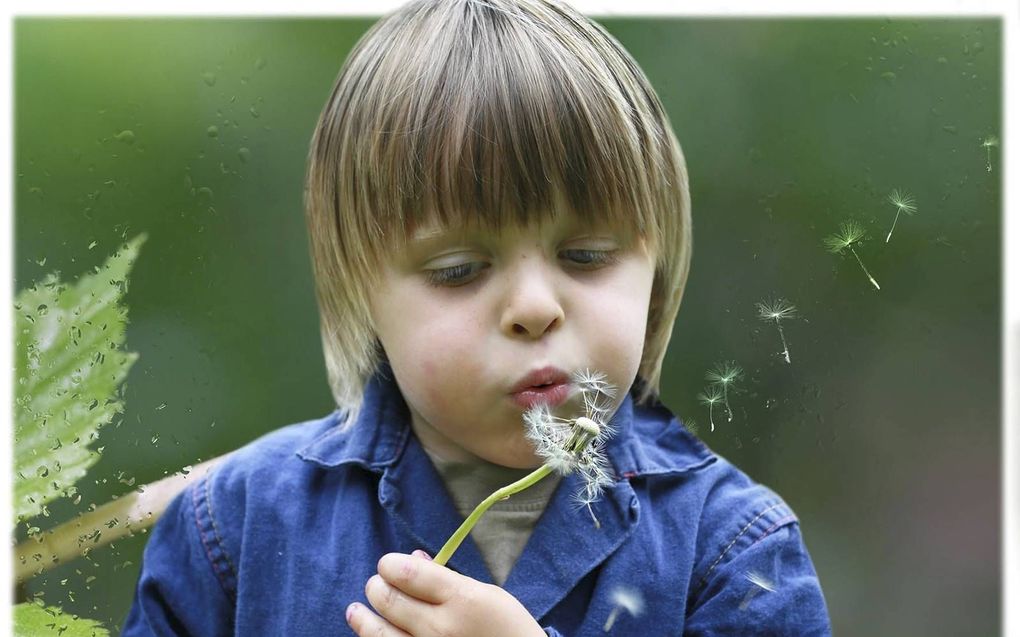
[560,249,619,268]
[424,262,489,287]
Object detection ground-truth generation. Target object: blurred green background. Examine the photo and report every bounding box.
[14,16,1000,636]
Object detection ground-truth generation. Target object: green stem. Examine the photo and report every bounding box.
[433,464,555,566]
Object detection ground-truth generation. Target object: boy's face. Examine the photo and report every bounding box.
[368,210,656,469]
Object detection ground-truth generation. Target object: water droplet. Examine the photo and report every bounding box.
[249,105,260,119]
[37,304,48,316]
[238,147,251,163]
[255,57,267,70]
[197,186,213,199]
[207,125,219,138]
[151,434,160,445]
[880,71,896,82]
[155,402,167,410]
[35,257,47,266]
[115,130,136,145]
[88,240,98,250]
[202,71,217,87]
[37,466,49,478]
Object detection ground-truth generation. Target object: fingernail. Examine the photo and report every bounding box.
[413,549,432,560]
[346,603,357,623]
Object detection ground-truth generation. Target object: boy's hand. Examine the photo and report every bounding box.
[347,551,547,637]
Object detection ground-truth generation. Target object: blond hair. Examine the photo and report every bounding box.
[304,0,691,427]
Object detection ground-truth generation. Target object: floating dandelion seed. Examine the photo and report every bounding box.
[697,386,724,432]
[981,135,999,172]
[705,361,742,423]
[603,585,645,631]
[738,571,777,611]
[434,369,618,565]
[885,189,917,243]
[756,298,797,364]
[823,219,880,290]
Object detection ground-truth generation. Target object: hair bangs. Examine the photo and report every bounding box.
[342,0,664,267]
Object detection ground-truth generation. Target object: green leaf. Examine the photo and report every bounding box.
[14,234,146,524]
[13,601,109,636]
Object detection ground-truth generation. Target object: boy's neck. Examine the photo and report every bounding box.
[408,411,485,465]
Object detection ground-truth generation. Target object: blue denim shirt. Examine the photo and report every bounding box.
[123,366,831,636]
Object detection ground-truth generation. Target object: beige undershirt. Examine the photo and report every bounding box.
[420,445,562,587]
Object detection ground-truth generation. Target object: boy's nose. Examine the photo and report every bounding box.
[499,260,564,339]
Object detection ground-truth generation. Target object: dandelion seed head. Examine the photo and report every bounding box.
[982,135,999,148]
[705,361,743,386]
[522,368,618,498]
[609,586,646,615]
[755,298,797,322]
[823,219,866,254]
[887,189,917,215]
[743,570,777,592]
[575,416,600,437]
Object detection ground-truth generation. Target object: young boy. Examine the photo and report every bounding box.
[124,0,831,634]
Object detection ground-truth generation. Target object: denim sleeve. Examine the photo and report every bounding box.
[121,476,235,636]
[543,628,565,636]
[685,516,831,636]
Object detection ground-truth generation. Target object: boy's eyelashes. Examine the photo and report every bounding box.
[424,262,488,287]
[423,249,620,288]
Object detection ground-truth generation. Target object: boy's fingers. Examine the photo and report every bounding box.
[364,574,435,634]
[377,552,460,604]
[346,601,413,637]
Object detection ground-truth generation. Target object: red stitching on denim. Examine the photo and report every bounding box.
[696,502,785,592]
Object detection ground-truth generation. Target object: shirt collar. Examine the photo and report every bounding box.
[297,362,716,479]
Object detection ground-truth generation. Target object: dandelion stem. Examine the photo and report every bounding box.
[434,464,554,566]
[709,402,716,432]
[986,146,992,172]
[603,607,622,631]
[849,247,880,290]
[885,208,901,243]
[723,385,733,422]
[739,587,762,611]
[775,320,791,363]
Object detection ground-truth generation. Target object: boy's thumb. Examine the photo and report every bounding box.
[412,549,432,561]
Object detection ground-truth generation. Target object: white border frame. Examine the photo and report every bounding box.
[3,1,1016,634]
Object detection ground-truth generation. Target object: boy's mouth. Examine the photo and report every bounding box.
[509,382,572,410]
[509,366,572,409]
